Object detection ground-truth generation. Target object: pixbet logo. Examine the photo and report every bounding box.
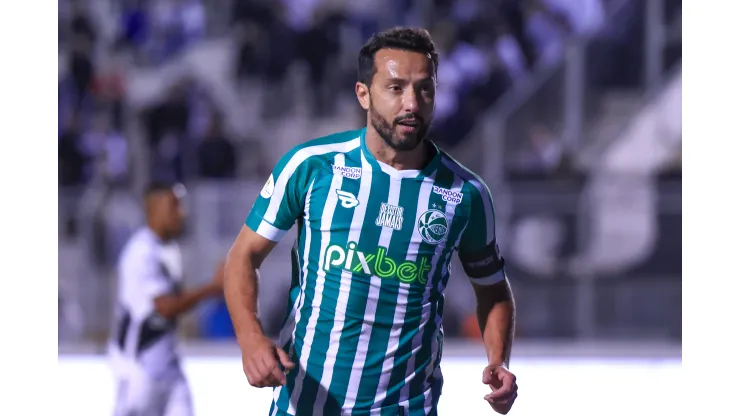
[323,242,432,284]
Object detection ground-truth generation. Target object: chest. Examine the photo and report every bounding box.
[301,171,470,283]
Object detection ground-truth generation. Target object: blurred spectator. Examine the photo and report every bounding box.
[59,112,90,187]
[262,2,299,118]
[541,0,605,36]
[145,82,191,146]
[68,33,95,109]
[144,82,192,181]
[70,0,97,43]
[300,4,345,117]
[197,113,237,179]
[82,110,129,186]
[117,0,150,53]
[493,20,529,83]
[515,124,565,174]
[524,0,572,68]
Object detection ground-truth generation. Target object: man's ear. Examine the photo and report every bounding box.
[355,82,370,111]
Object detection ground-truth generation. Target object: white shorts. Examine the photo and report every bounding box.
[112,365,193,416]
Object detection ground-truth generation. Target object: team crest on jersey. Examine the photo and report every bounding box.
[332,165,362,179]
[375,203,404,230]
[432,186,463,204]
[417,209,449,244]
[260,174,274,198]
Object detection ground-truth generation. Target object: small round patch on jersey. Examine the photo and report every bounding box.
[260,174,275,198]
[417,209,449,244]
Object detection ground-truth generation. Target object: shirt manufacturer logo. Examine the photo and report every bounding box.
[336,190,360,208]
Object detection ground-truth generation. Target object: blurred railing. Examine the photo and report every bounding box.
[59,172,681,344]
[462,0,681,184]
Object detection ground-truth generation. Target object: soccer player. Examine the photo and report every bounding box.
[109,182,225,416]
[224,27,518,415]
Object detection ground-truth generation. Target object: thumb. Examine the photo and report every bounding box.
[482,366,496,385]
[276,347,295,370]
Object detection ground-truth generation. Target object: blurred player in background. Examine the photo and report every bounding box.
[109,182,225,416]
[225,27,518,415]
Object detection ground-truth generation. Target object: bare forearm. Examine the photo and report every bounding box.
[224,254,265,346]
[476,282,516,367]
[155,283,219,320]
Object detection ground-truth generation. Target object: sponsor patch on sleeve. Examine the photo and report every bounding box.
[260,174,275,198]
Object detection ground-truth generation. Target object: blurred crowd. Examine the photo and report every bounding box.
[58,0,619,189]
[58,0,682,343]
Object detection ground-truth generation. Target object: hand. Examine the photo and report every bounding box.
[482,364,518,414]
[241,335,296,388]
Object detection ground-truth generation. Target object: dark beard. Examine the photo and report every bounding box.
[369,102,430,152]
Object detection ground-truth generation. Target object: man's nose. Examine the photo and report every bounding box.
[402,88,419,113]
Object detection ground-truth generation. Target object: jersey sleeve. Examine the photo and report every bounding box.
[457,180,507,286]
[245,149,316,242]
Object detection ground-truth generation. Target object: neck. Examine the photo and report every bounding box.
[365,126,430,171]
[147,222,168,242]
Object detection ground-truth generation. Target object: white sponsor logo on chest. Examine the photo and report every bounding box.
[332,165,362,179]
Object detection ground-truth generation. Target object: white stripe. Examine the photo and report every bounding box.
[372,174,436,406]
[343,155,401,410]
[441,156,495,244]
[313,154,372,413]
[272,178,316,408]
[255,221,287,242]
[264,138,360,224]
[288,154,345,414]
[468,269,506,286]
[397,178,464,409]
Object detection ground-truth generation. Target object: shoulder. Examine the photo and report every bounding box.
[274,129,365,179]
[438,150,493,203]
[288,129,363,163]
[119,228,160,270]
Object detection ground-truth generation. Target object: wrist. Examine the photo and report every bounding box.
[236,315,265,345]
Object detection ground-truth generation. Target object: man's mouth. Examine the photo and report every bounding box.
[397,119,420,128]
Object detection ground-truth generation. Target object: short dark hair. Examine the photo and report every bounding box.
[144,181,186,199]
[357,27,439,86]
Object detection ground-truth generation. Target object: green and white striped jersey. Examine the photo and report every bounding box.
[246,128,506,416]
